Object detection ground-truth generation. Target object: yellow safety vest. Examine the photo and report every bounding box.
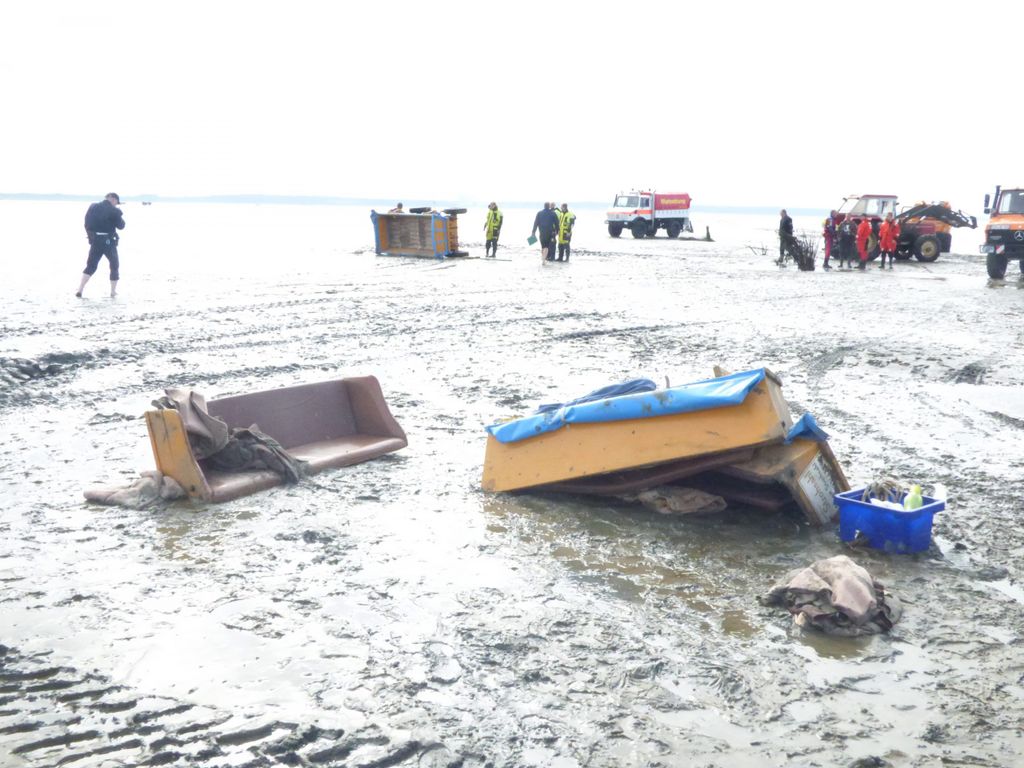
[485,208,503,238]
[558,210,576,243]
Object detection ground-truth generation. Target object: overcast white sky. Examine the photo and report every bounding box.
[3,1,1022,208]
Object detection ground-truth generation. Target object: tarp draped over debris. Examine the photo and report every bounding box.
[152,389,308,483]
[534,378,657,414]
[487,368,768,444]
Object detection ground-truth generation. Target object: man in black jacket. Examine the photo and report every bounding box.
[531,203,560,262]
[77,193,125,297]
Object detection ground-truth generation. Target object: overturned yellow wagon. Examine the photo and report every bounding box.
[482,368,848,525]
[371,207,469,258]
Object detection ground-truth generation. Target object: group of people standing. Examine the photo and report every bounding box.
[780,208,902,271]
[822,211,901,270]
[530,202,576,263]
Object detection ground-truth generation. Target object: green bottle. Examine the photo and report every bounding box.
[903,484,923,510]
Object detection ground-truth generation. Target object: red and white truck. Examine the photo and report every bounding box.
[606,190,693,239]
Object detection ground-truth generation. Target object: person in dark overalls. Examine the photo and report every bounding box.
[837,216,857,269]
[531,203,560,262]
[78,193,125,297]
[778,209,794,264]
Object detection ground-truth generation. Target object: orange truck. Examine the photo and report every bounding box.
[834,194,975,262]
[606,190,693,239]
[980,186,1024,278]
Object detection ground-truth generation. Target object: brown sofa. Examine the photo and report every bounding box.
[146,376,407,502]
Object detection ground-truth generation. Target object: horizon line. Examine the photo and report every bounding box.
[0,192,828,215]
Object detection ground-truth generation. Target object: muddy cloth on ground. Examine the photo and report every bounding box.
[152,388,308,483]
[760,555,902,636]
[85,471,186,509]
[622,486,727,516]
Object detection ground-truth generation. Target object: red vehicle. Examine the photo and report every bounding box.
[834,194,976,262]
[606,190,693,239]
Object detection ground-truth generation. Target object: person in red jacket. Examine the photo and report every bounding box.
[877,212,900,270]
[855,217,872,270]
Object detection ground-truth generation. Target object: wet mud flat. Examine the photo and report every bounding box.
[2,216,1024,767]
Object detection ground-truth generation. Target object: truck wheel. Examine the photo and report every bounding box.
[986,252,1008,279]
[914,235,941,262]
[608,222,623,238]
[867,234,880,261]
[666,221,682,239]
[442,208,467,215]
[630,221,647,239]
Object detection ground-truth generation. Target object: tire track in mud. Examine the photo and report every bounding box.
[0,275,613,412]
[0,645,450,767]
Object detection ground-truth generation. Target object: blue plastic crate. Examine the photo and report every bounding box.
[835,488,945,554]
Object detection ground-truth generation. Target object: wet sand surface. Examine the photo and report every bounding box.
[2,203,1023,767]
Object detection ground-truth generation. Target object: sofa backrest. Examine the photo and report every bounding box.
[207,380,358,449]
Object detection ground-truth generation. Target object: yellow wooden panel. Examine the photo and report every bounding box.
[145,409,211,500]
[720,438,851,526]
[482,379,791,492]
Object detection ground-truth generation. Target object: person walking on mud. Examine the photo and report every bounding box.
[855,216,872,270]
[878,212,900,270]
[778,209,794,264]
[483,202,503,258]
[556,203,576,262]
[532,203,560,262]
[77,192,125,298]
[837,215,856,269]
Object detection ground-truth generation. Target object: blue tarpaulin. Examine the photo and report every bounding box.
[486,368,768,444]
[784,413,830,443]
[534,378,657,414]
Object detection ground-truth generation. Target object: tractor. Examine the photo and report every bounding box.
[834,194,976,262]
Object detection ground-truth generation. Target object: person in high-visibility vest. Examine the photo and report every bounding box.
[556,203,576,262]
[484,202,503,257]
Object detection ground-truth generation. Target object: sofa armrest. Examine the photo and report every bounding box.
[146,409,212,500]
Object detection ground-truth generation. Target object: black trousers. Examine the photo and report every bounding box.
[838,240,854,263]
[557,242,570,261]
[85,237,120,280]
[779,235,795,260]
[540,234,556,259]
